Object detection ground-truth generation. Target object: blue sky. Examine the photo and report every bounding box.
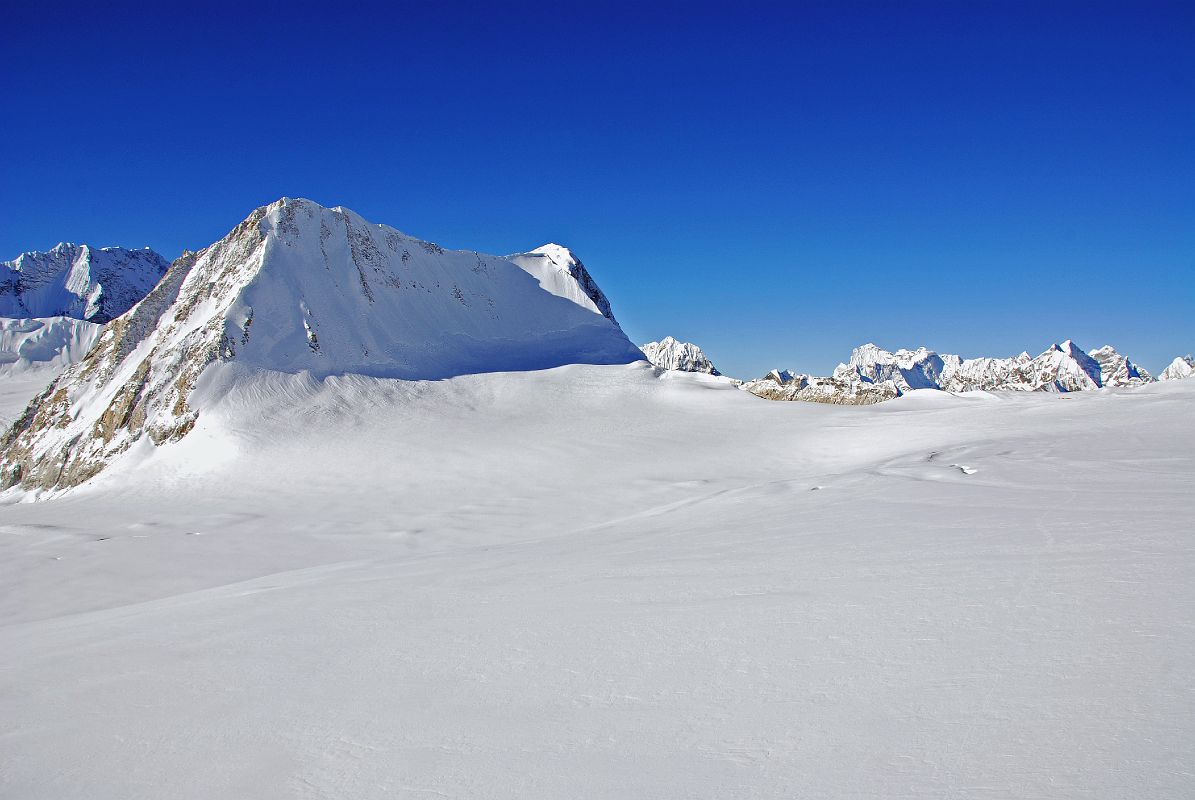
[2,1,1191,376]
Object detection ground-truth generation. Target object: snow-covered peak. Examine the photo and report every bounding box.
[837,342,946,391]
[529,243,578,263]
[1,198,642,492]
[1031,340,1103,392]
[1,243,170,323]
[509,243,616,321]
[1088,345,1153,387]
[1159,355,1194,381]
[639,336,720,375]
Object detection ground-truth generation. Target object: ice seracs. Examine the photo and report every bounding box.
[640,336,721,375]
[1158,355,1194,381]
[1,198,642,491]
[0,316,103,378]
[1,243,169,323]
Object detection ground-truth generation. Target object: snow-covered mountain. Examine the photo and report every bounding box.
[832,344,949,392]
[1,198,642,491]
[1158,355,1193,381]
[1088,345,1153,387]
[744,340,1156,404]
[640,336,721,375]
[1,243,169,323]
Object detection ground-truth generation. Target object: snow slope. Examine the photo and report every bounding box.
[1,365,1192,799]
[640,335,721,375]
[1,198,643,491]
[1,243,169,323]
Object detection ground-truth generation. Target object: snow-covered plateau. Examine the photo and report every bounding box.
[2,364,1194,799]
[1,200,1193,799]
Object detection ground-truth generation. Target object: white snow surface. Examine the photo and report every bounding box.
[2,363,1193,799]
[0,243,169,323]
[639,335,721,375]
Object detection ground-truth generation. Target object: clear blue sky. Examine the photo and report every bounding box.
[2,1,1191,376]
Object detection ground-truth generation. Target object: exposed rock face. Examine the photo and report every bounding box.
[741,369,899,405]
[1,198,641,492]
[1158,355,1194,381]
[1,244,169,323]
[640,336,721,375]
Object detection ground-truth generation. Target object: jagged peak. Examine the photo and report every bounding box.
[639,336,720,376]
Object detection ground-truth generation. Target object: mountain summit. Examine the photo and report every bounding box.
[1,198,643,491]
[640,336,721,375]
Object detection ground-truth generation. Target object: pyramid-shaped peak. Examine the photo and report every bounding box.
[1,201,641,492]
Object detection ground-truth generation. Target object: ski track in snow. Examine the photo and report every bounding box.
[1,364,1193,799]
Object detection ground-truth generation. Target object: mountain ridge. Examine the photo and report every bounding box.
[1,243,169,323]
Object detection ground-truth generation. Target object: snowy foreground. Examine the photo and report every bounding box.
[2,363,1193,799]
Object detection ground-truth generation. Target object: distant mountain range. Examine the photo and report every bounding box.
[639,337,1193,405]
